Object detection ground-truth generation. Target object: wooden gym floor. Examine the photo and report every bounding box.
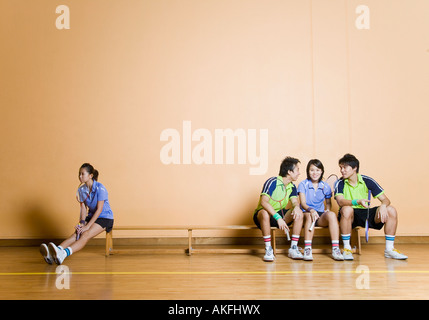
[0,243,428,300]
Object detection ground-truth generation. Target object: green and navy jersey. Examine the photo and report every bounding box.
[255,176,298,213]
[334,174,384,209]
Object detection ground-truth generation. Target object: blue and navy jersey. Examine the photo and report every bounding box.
[298,179,332,212]
[79,181,114,219]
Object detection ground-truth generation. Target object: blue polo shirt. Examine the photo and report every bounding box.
[297,179,332,212]
[78,181,114,219]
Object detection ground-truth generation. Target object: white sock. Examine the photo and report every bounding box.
[304,240,312,249]
[385,235,395,251]
[263,235,271,248]
[64,247,73,257]
[291,235,299,248]
[341,234,351,250]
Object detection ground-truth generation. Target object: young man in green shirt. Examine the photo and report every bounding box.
[334,154,407,260]
[253,157,304,261]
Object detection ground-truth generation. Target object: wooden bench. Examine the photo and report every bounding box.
[105,225,362,256]
[105,225,268,256]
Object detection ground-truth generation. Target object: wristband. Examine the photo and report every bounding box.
[79,220,85,224]
[273,213,282,221]
[351,199,358,206]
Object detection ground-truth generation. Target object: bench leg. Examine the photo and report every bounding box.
[356,228,362,255]
[187,229,192,256]
[105,231,112,256]
[351,228,362,255]
[271,229,276,255]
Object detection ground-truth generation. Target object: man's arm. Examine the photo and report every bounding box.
[260,195,289,233]
[335,194,369,208]
[290,197,303,219]
[375,193,391,223]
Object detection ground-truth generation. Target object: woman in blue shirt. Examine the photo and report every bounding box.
[298,159,343,261]
[40,163,114,265]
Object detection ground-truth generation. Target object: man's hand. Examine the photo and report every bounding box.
[377,204,388,223]
[277,218,289,234]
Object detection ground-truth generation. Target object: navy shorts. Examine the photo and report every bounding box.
[338,207,384,230]
[304,210,325,227]
[253,209,293,229]
[85,216,114,232]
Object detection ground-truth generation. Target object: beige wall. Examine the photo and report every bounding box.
[0,0,428,238]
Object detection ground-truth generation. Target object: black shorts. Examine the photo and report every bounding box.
[85,216,114,233]
[253,209,293,229]
[304,211,325,227]
[338,207,384,230]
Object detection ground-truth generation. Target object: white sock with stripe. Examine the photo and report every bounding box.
[291,235,300,248]
[64,247,73,257]
[263,235,271,248]
[385,235,395,251]
[341,234,351,250]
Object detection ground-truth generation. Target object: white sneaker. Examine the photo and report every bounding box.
[39,243,53,264]
[303,247,313,261]
[332,247,344,261]
[342,248,354,260]
[288,246,303,260]
[263,246,275,262]
[48,242,66,265]
[385,248,408,260]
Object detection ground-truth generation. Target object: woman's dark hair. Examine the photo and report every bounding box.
[80,163,99,181]
[306,159,324,182]
[338,153,359,173]
[279,157,300,177]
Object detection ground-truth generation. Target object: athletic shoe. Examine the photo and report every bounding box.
[332,247,344,261]
[263,246,275,262]
[384,248,408,260]
[48,242,66,265]
[39,243,53,264]
[288,246,304,260]
[342,248,354,260]
[303,247,313,261]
